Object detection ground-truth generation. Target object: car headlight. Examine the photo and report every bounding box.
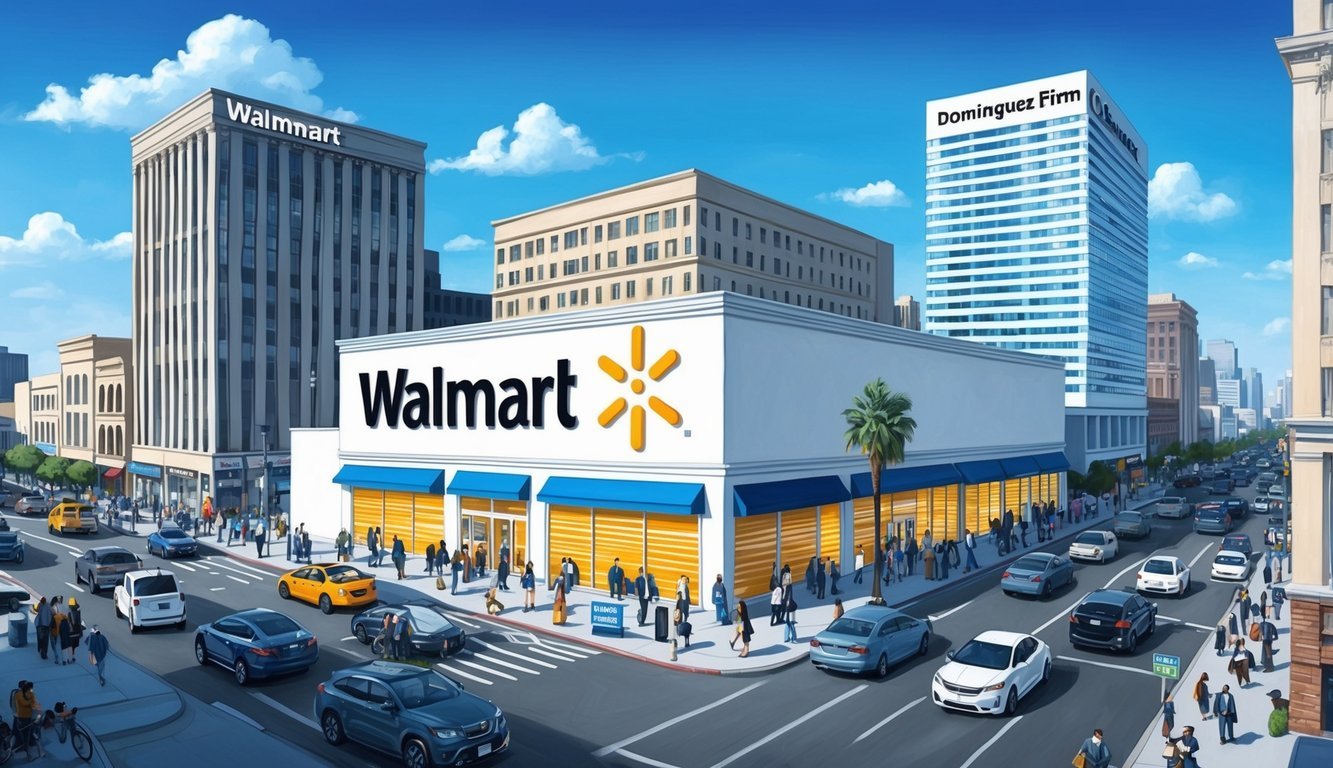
[337,588,347,596]
[430,726,463,740]
[982,682,1007,692]
[933,674,943,686]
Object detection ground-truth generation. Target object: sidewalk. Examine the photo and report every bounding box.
[1127,553,1301,767]
[202,488,1166,674]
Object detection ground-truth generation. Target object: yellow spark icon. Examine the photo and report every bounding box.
[597,325,682,451]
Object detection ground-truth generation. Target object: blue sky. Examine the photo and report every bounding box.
[0,0,1294,397]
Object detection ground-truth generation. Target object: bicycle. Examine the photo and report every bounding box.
[54,704,92,762]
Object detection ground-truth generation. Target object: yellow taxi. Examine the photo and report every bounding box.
[48,500,98,535]
[277,562,378,614]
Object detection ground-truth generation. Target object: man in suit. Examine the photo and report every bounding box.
[1077,728,1112,768]
[1176,725,1202,768]
[607,557,625,601]
[1260,619,1279,672]
[1214,684,1238,744]
[634,567,650,627]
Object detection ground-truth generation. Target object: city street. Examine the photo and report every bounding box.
[3,480,1270,768]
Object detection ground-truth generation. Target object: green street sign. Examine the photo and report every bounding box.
[1153,652,1181,679]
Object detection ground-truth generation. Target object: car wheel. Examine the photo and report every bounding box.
[278,582,291,600]
[176,619,187,631]
[875,653,889,679]
[319,594,333,614]
[194,637,208,665]
[14,551,21,565]
[1126,629,1137,654]
[114,601,122,618]
[49,525,55,534]
[1147,618,1156,637]
[234,658,250,686]
[1040,659,1051,685]
[320,710,347,745]
[918,633,930,657]
[402,738,429,768]
[127,610,138,634]
[354,624,369,644]
[6,596,18,612]
[1003,687,1018,716]
[89,579,99,595]
[1041,581,1052,599]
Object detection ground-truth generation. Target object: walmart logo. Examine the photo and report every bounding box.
[597,325,682,451]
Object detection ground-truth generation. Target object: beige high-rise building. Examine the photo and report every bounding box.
[1146,293,1199,449]
[491,170,894,322]
[893,295,921,331]
[1277,0,1333,735]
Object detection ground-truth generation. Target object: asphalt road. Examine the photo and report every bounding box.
[1,481,1271,768]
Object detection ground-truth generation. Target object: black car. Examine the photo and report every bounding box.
[350,601,467,658]
[1207,478,1234,495]
[1173,474,1202,488]
[1068,588,1157,654]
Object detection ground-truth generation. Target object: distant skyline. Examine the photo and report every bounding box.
[0,1,1292,391]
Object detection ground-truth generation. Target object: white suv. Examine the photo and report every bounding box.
[114,569,187,632]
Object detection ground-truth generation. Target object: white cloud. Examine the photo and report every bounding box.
[1263,317,1291,336]
[430,103,632,175]
[25,14,357,130]
[1148,162,1238,221]
[1242,259,1293,280]
[0,212,131,266]
[442,234,486,252]
[822,180,910,208]
[1177,251,1219,270]
[8,281,65,300]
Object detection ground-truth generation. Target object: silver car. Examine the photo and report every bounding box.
[1112,512,1151,539]
[1154,496,1191,519]
[74,546,144,593]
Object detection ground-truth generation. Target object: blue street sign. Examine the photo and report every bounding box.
[1152,653,1181,679]
[590,600,625,638]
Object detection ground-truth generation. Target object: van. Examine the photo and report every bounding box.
[48,501,98,535]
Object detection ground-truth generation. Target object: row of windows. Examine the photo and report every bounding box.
[64,411,89,449]
[925,193,1085,222]
[496,238,694,288]
[697,205,872,273]
[500,206,692,265]
[928,267,1084,285]
[97,425,125,456]
[925,210,1083,235]
[928,168,1084,199]
[926,115,1082,147]
[31,394,57,411]
[928,127,1084,160]
[698,236,871,298]
[65,374,89,406]
[931,153,1082,185]
[499,272,698,317]
[926,253,1084,273]
[927,140,1084,174]
[927,238,1084,260]
[30,421,56,445]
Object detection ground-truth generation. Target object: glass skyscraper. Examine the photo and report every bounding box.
[924,71,1148,471]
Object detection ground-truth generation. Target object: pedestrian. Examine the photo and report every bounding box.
[804,557,815,594]
[815,558,827,599]
[895,542,906,580]
[13,680,43,760]
[712,574,729,624]
[1213,684,1238,744]
[391,534,406,580]
[521,562,536,612]
[240,515,248,543]
[1175,725,1202,768]
[923,543,936,580]
[635,567,650,626]
[647,570,660,603]
[607,557,625,600]
[65,598,83,665]
[783,589,798,643]
[300,528,311,564]
[226,511,236,544]
[1260,588,1269,620]
[218,509,228,543]
[1272,585,1286,620]
[1214,624,1228,657]
[1162,690,1175,736]
[48,596,64,661]
[1230,639,1254,687]
[451,549,463,594]
[935,540,950,580]
[676,592,692,649]
[34,596,51,660]
[371,526,383,566]
[561,556,574,592]
[882,540,893,585]
[922,529,934,563]
[254,517,266,558]
[1076,728,1112,768]
[1260,618,1278,672]
[832,598,844,622]
[1263,560,1272,588]
[1227,609,1240,644]
[379,612,393,659]
[905,536,918,576]
[475,542,487,579]
[57,602,73,665]
[736,600,754,657]
[668,600,681,662]
[497,548,511,591]
[436,541,449,575]
[335,528,349,561]
[424,542,436,576]
[853,545,865,584]
[87,625,110,686]
[1239,587,1251,626]
[963,529,979,573]
[770,583,784,626]
[1020,516,1030,548]
[829,560,841,595]
[1194,672,1212,720]
[552,572,568,625]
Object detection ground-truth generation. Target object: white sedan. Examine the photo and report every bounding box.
[931,630,1051,716]
[114,569,187,632]
[1069,530,1119,563]
[1210,550,1252,582]
[1137,555,1191,598]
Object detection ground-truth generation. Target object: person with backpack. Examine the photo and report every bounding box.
[424,542,436,576]
[64,598,83,665]
[87,626,110,686]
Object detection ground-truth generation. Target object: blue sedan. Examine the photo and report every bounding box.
[810,605,932,678]
[1001,553,1074,598]
[147,525,199,558]
[194,608,319,685]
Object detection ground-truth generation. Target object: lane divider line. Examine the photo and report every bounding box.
[209,587,225,592]
[593,680,768,757]
[64,581,85,594]
[1056,654,1160,677]
[248,691,320,732]
[527,646,584,662]
[928,598,975,623]
[707,684,867,768]
[214,558,274,578]
[210,561,266,580]
[169,561,197,572]
[854,695,925,743]
[27,533,83,554]
[1187,542,1213,569]
[1156,615,1215,632]
[958,715,1023,768]
[224,575,250,585]
[1031,555,1150,636]
[435,662,493,686]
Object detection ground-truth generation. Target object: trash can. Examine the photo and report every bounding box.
[8,613,28,648]
[654,605,670,643]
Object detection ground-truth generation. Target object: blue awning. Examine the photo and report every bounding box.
[733,475,850,517]
[999,455,1042,479]
[537,477,705,516]
[447,471,531,501]
[1033,452,1071,473]
[332,464,445,494]
[956,460,1006,485]
[850,463,962,498]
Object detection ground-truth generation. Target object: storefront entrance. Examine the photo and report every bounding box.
[460,498,527,571]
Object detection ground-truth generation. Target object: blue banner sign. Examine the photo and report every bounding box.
[590,600,625,638]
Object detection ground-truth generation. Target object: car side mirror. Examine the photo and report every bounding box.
[945,650,955,661]
[381,702,398,713]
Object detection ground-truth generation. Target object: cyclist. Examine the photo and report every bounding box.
[11,680,44,761]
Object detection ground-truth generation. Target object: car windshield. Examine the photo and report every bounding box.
[1074,532,1104,545]
[134,574,179,596]
[388,669,461,708]
[78,507,97,519]
[100,552,137,565]
[1076,599,1124,619]
[1160,498,1182,505]
[161,529,189,540]
[1117,513,1142,524]
[952,640,1012,670]
[826,618,875,637]
[325,565,368,584]
[0,533,17,544]
[404,605,456,634]
[250,613,301,637]
[1224,537,1249,548]
[1215,555,1247,567]
[1144,560,1176,575]
[1012,557,1049,572]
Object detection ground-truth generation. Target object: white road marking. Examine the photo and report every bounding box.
[445,614,480,629]
[1056,654,1159,677]
[707,685,866,768]
[1031,556,1149,636]
[210,561,265,580]
[593,681,768,758]
[471,652,541,675]
[958,715,1023,768]
[170,561,197,572]
[209,587,225,592]
[64,581,85,594]
[538,637,601,655]
[435,662,493,686]
[340,636,358,642]
[854,695,925,743]
[616,750,683,768]
[1154,615,1214,632]
[209,572,220,576]
[470,639,558,668]
[454,658,518,681]
[224,575,250,585]
[210,701,265,731]
[527,646,583,662]
[928,599,974,623]
[216,558,273,578]
[249,691,320,732]
[28,533,83,553]
[1187,542,1213,569]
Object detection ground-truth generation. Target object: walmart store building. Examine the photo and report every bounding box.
[292,292,1068,603]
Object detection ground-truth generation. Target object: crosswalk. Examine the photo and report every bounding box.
[144,552,272,590]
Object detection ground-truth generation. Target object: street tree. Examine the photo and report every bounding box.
[4,445,45,485]
[66,460,97,490]
[36,455,70,489]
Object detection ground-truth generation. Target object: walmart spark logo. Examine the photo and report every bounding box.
[597,325,683,451]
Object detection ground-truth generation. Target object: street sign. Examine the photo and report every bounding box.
[589,600,625,638]
[1152,652,1181,679]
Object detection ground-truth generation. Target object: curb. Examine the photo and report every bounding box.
[196,539,294,574]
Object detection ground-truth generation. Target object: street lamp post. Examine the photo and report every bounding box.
[259,424,272,558]
[309,369,317,428]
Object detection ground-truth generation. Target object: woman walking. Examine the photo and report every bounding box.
[736,600,754,657]
[521,562,536,612]
[783,590,799,643]
[391,534,407,580]
[1193,672,1211,721]
[552,571,568,625]
[1161,690,1175,737]
[1230,639,1254,687]
[64,598,83,665]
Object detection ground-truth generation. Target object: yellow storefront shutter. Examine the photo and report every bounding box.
[781,507,818,582]
[852,496,877,553]
[591,510,644,591]
[733,515,777,600]
[646,514,700,605]
[412,494,444,557]
[819,504,841,565]
[352,488,383,542]
[548,505,591,586]
[383,491,414,553]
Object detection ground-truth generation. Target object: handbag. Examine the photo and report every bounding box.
[1249,623,1261,641]
[1162,720,1171,738]
[1162,742,1179,759]
[1072,753,1087,768]
[435,575,445,591]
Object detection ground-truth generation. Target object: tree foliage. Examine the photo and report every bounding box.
[36,455,70,488]
[4,444,45,478]
[66,460,98,489]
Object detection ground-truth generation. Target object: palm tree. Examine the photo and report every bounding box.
[844,379,917,605]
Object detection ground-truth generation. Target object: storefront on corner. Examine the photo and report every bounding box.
[128,460,162,508]
[292,292,1069,605]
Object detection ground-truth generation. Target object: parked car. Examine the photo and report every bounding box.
[1137,555,1191,598]
[74,546,144,593]
[1154,496,1191,519]
[278,563,378,614]
[1000,553,1074,599]
[350,601,469,659]
[1221,533,1253,558]
[114,569,187,632]
[1173,474,1202,489]
[1207,478,1233,495]
[930,631,1051,716]
[1256,458,1272,469]
[1268,485,1287,502]
[1256,472,1277,494]
[1112,511,1152,539]
[146,524,199,558]
[48,501,97,535]
[1193,505,1234,535]
[1210,551,1253,582]
[0,575,31,612]
[1288,735,1333,768]
[0,530,24,564]
[14,495,50,516]
[194,608,318,685]
[1223,498,1249,518]
[1069,530,1119,563]
[315,660,510,767]
[1068,588,1157,654]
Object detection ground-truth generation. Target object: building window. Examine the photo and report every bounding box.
[627,246,639,265]
[760,227,767,244]
[526,241,534,258]
[715,211,721,231]
[714,277,721,291]
[537,238,545,256]
[626,216,640,236]
[746,251,753,267]
[1325,0,1333,29]
[608,250,619,268]
[684,272,692,292]
[732,217,739,236]
[527,297,534,312]
[510,245,521,262]
[664,209,676,228]
[608,221,621,240]
[564,231,578,249]
[594,253,601,270]
[540,296,549,311]
[626,280,636,298]
[611,283,621,300]
[1324,368,1333,417]
[596,286,603,304]
[645,212,660,233]
[1324,205,1332,253]
[646,277,654,297]
[1323,287,1333,336]
[496,248,504,266]
[684,236,692,255]
[595,225,603,243]
[581,227,588,246]
[745,223,752,240]
[550,235,559,253]
[644,242,659,261]
[683,205,690,226]
[665,239,677,258]
[558,293,567,308]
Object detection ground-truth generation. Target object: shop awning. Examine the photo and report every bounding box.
[956,459,1006,485]
[999,455,1042,479]
[850,463,962,498]
[103,467,123,479]
[1033,452,1072,473]
[537,477,705,516]
[447,471,531,501]
[331,464,445,494]
[733,475,850,517]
